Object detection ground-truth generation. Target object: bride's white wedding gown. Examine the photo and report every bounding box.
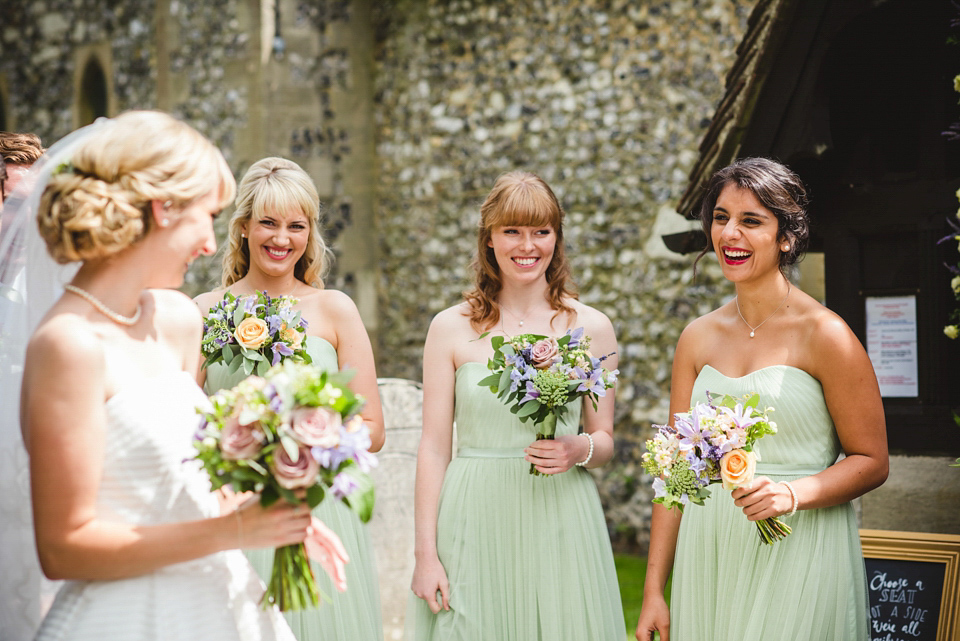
[32,371,294,641]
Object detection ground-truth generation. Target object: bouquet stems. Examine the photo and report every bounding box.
[530,412,559,476]
[755,517,792,545]
[263,542,320,611]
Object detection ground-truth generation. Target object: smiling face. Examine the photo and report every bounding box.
[710,183,784,284]
[244,206,310,279]
[488,224,557,285]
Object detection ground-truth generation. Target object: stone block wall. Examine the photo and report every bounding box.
[372,0,753,550]
[0,0,759,551]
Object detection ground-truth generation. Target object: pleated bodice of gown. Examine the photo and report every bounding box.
[405,361,626,641]
[670,365,869,641]
[204,336,383,641]
[34,371,294,641]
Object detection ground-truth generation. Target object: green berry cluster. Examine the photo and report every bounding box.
[534,369,570,408]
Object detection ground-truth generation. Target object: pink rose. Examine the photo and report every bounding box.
[270,444,319,489]
[290,407,342,448]
[220,414,265,460]
[530,337,560,369]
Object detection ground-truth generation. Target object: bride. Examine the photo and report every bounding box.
[3,110,318,640]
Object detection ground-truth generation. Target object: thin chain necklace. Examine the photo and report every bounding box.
[735,283,791,338]
[500,304,529,327]
[64,284,142,326]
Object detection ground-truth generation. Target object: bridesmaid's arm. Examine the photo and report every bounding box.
[410,311,457,613]
[635,322,701,641]
[23,319,311,582]
[746,314,888,522]
[323,290,385,453]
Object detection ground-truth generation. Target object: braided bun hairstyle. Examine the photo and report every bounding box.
[37,111,235,264]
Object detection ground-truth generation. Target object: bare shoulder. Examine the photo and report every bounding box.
[672,304,730,371]
[26,313,106,381]
[151,289,203,331]
[430,302,474,335]
[567,299,615,341]
[804,302,864,365]
[193,288,228,316]
[303,288,359,317]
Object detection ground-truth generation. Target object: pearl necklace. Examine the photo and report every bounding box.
[735,283,791,338]
[64,284,142,326]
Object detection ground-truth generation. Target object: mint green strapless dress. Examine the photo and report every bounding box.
[204,336,384,641]
[670,365,869,640]
[404,362,625,641]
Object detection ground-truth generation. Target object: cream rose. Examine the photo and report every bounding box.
[235,316,270,349]
[220,414,265,460]
[719,448,757,490]
[290,407,341,448]
[530,337,560,369]
[270,444,319,490]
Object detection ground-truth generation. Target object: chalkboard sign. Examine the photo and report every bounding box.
[866,557,944,640]
[860,529,960,641]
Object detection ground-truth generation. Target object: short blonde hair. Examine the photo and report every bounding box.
[221,157,331,288]
[37,111,235,264]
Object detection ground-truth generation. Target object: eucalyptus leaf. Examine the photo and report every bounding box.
[233,303,246,327]
[221,344,235,365]
[517,401,540,418]
[242,357,254,376]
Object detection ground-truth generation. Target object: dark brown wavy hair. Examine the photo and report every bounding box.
[463,171,577,331]
[693,157,810,276]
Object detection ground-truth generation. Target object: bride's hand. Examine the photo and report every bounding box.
[524,433,589,475]
[730,476,795,520]
[232,494,312,549]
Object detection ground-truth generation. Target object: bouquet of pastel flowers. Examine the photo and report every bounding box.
[194,360,378,610]
[478,327,618,476]
[642,391,792,544]
[201,290,311,377]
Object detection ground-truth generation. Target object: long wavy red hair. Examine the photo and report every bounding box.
[463,171,577,331]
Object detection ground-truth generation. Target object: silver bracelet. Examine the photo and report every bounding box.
[576,432,594,467]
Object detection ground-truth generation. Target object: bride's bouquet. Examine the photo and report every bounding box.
[194,360,378,610]
[642,392,792,544]
[478,327,618,476]
[201,290,311,377]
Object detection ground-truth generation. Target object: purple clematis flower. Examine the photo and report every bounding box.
[272,341,294,365]
[566,326,585,349]
[520,380,541,404]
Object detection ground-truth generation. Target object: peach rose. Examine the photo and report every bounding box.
[234,316,270,349]
[270,444,319,490]
[720,448,757,490]
[289,407,341,448]
[530,338,560,369]
[281,325,304,349]
[220,414,265,460]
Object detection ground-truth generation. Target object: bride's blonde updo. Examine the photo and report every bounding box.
[37,110,235,264]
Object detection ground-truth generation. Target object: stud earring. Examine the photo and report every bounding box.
[160,219,170,228]
[163,200,172,209]
[782,244,790,252]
